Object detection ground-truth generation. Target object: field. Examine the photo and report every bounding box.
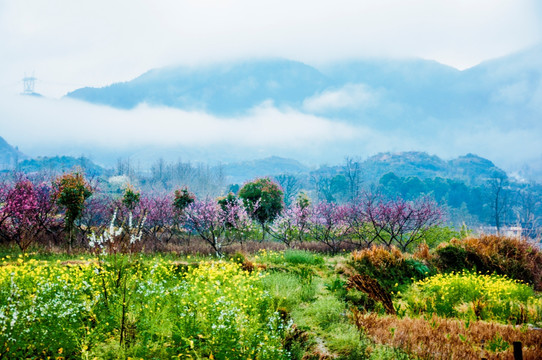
[1,240,541,360]
[1,175,541,359]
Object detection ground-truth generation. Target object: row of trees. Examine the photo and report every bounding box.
[0,173,443,256]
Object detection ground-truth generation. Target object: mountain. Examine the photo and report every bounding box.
[221,156,310,184]
[17,156,105,176]
[67,59,329,115]
[447,154,506,184]
[0,136,26,171]
[221,152,507,186]
[65,47,542,122]
[62,48,542,179]
[364,152,507,185]
[362,152,449,181]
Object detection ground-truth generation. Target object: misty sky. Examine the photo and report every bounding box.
[1,0,541,170]
[1,0,541,97]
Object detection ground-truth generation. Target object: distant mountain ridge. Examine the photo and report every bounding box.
[0,136,513,187]
[221,152,507,185]
[18,156,104,176]
[0,136,26,171]
[65,45,542,124]
[222,156,310,184]
[363,152,506,184]
[62,46,542,182]
[67,59,329,115]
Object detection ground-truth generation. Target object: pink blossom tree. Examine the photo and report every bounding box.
[78,194,115,242]
[269,200,311,247]
[140,194,176,244]
[183,197,250,256]
[0,179,56,254]
[362,195,443,251]
[307,201,351,253]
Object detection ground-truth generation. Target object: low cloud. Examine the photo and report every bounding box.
[1,90,541,172]
[0,93,362,154]
[303,84,379,113]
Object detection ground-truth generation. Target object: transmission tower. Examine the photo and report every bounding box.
[22,72,36,94]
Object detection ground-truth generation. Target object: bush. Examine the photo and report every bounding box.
[349,246,434,294]
[434,235,542,290]
[401,271,542,324]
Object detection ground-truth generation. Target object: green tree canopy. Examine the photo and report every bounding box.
[239,178,284,234]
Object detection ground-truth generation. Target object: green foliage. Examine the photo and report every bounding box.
[239,177,284,227]
[296,192,310,210]
[283,250,325,266]
[53,171,92,226]
[172,186,195,212]
[368,345,414,360]
[261,271,317,311]
[326,323,371,360]
[52,171,92,250]
[121,185,140,211]
[217,192,237,210]
[421,225,470,248]
[485,333,510,353]
[300,295,343,330]
[434,245,475,272]
[256,249,324,267]
[325,277,347,299]
[292,295,371,360]
[401,271,542,324]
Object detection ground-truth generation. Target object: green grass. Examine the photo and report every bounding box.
[255,249,325,266]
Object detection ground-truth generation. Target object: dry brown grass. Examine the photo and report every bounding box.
[352,310,542,360]
[351,245,405,267]
[347,274,396,315]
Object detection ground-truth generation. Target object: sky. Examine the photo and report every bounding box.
[1,0,540,97]
[0,0,541,170]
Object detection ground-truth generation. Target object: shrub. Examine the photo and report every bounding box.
[52,171,93,252]
[349,245,434,294]
[434,235,542,290]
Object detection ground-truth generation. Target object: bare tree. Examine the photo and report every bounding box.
[275,174,301,206]
[514,185,541,238]
[311,173,335,203]
[344,156,363,201]
[487,173,510,234]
